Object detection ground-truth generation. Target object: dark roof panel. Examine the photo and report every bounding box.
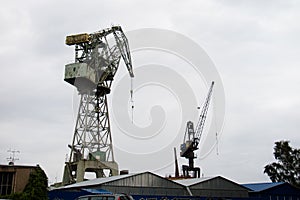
[242,182,284,192]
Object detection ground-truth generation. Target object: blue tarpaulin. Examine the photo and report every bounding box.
[48,188,112,200]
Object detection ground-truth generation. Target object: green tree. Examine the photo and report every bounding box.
[22,165,48,200]
[264,140,300,188]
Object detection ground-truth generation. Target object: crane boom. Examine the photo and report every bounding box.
[112,27,134,78]
[194,81,214,142]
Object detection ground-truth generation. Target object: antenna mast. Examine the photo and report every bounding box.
[7,149,20,165]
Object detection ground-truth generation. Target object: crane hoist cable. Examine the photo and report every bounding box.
[130,77,134,123]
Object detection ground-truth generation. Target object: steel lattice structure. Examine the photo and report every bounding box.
[62,26,133,185]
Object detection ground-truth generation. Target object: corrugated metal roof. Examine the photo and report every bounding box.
[242,182,284,192]
[60,173,135,189]
[51,172,188,197]
[173,177,215,186]
[56,171,183,190]
[49,173,253,198]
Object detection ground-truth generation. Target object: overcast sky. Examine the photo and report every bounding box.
[1,0,300,185]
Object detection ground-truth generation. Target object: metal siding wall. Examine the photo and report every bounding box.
[89,173,188,196]
[189,178,249,198]
[100,185,187,196]
[191,178,237,189]
[190,188,248,198]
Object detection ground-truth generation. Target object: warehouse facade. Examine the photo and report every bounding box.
[243,182,300,200]
[49,172,250,200]
[56,172,188,196]
[174,176,249,198]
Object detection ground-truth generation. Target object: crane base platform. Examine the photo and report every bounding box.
[62,160,119,185]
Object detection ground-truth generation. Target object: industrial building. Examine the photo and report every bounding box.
[49,171,251,200]
[243,182,300,200]
[49,172,300,200]
[174,176,249,198]
[50,172,187,198]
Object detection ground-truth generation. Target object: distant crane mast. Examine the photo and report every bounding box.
[62,26,134,185]
[180,81,214,178]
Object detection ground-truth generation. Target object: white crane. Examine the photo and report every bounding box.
[62,26,134,185]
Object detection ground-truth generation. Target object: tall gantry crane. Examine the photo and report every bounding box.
[180,81,214,178]
[62,26,134,185]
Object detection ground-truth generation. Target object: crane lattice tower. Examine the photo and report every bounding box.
[62,26,134,185]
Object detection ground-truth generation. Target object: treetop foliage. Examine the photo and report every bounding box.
[264,140,300,188]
